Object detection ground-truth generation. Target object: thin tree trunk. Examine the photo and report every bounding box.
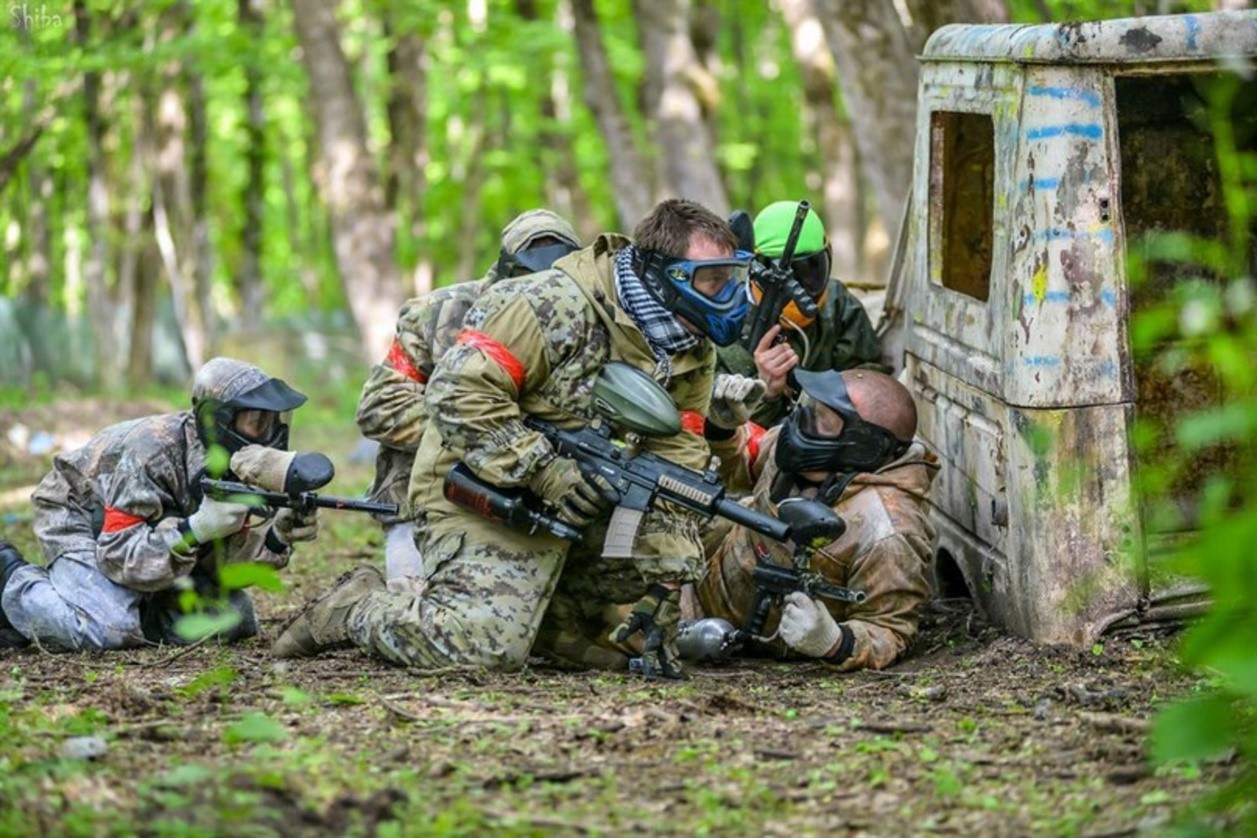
[633,0,728,214]
[185,7,214,360]
[453,93,487,282]
[815,0,919,251]
[292,0,403,361]
[382,12,431,295]
[780,0,860,281]
[518,0,591,238]
[238,0,266,333]
[570,0,654,228]
[73,0,122,388]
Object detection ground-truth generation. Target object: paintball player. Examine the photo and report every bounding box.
[272,199,751,679]
[696,368,938,670]
[718,201,883,427]
[0,358,318,651]
[355,210,582,583]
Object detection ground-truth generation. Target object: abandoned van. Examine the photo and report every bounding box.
[882,11,1257,645]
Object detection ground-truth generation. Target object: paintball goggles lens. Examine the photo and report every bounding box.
[791,250,831,298]
[512,241,579,275]
[664,250,754,311]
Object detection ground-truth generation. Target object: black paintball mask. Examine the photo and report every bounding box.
[495,235,580,278]
[771,369,912,503]
[195,378,307,455]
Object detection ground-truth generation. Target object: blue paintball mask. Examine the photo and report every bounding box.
[638,248,753,346]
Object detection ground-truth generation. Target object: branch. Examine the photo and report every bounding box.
[0,81,81,195]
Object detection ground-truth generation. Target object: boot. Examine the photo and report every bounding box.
[270,566,385,658]
[0,541,31,648]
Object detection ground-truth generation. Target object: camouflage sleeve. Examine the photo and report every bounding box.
[827,283,885,372]
[632,361,715,584]
[95,456,198,592]
[424,291,557,487]
[224,523,291,570]
[831,532,932,671]
[355,297,437,452]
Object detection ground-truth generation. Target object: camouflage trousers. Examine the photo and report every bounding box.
[2,551,258,652]
[345,510,647,671]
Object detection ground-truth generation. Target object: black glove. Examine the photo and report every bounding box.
[611,584,685,680]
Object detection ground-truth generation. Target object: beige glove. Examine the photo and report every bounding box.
[186,497,252,544]
[273,507,320,547]
[778,591,844,658]
[230,445,295,491]
[527,457,615,527]
[708,374,767,429]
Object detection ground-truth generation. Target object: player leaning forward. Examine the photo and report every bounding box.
[273,199,754,678]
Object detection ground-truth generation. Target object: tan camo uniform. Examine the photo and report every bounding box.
[355,211,581,580]
[345,234,716,671]
[699,426,939,670]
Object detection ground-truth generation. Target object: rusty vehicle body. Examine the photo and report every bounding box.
[881,11,1257,645]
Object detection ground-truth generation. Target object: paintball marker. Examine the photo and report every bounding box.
[200,451,398,518]
[742,200,819,352]
[444,463,582,542]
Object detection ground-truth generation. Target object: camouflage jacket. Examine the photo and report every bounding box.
[31,412,290,593]
[696,428,939,670]
[355,271,497,523]
[716,278,883,426]
[410,234,717,583]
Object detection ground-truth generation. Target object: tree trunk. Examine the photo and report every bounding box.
[185,5,214,360]
[238,0,266,333]
[519,0,592,239]
[453,93,488,283]
[73,0,122,388]
[634,0,729,214]
[816,0,919,254]
[292,0,402,361]
[780,0,860,281]
[570,0,654,228]
[903,0,1008,46]
[382,13,431,295]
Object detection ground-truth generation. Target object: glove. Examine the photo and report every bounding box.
[527,457,615,528]
[185,497,252,544]
[230,445,296,492]
[778,591,845,658]
[611,585,685,679]
[708,374,767,430]
[272,507,320,547]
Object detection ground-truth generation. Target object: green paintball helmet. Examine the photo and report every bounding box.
[752,201,832,302]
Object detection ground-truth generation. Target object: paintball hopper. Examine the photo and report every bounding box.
[777,497,846,551]
[591,362,682,438]
[229,447,336,494]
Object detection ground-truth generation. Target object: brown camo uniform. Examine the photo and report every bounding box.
[699,426,939,670]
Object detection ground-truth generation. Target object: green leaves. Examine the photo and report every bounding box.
[1151,694,1236,763]
[219,562,285,593]
[223,712,288,745]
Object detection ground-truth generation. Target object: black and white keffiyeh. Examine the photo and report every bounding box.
[613,245,699,382]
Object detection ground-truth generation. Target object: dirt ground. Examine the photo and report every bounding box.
[0,401,1239,835]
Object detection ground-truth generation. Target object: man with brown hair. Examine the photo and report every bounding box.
[273,199,751,679]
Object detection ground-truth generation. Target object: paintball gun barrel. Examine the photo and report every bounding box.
[200,451,398,517]
[443,463,583,542]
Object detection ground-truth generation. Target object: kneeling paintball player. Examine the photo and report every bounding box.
[0,358,320,651]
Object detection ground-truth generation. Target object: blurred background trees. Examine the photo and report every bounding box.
[0,0,1229,388]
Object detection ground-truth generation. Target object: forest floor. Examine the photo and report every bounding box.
[0,399,1240,836]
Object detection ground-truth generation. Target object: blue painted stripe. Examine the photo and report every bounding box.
[1097,360,1118,378]
[1024,356,1061,368]
[1183,15,1199,51]
[1026,85,1102,108]
[1026,124,1103,141]
[1034,227,1115,243]
[1022,289,1118,307]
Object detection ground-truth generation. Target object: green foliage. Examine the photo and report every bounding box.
[1131,69,1257,831]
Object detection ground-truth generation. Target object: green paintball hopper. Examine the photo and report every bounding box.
[591,362,682,438]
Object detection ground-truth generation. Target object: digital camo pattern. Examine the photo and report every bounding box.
[348,235,719,669]
[355,279,490,523]
[716,278,884,426]
[695,429,939,671]
[8,410,289,650]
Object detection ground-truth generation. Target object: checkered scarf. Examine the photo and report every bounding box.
[613,245,699,383]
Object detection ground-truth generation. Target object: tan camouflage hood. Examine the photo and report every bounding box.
[500,209,580,254]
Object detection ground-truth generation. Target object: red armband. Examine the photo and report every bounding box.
[680,410,706,436]
[385,338,428,384]
[745,421,766,467]
[102,507,146,533]
[456,330,526,391]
